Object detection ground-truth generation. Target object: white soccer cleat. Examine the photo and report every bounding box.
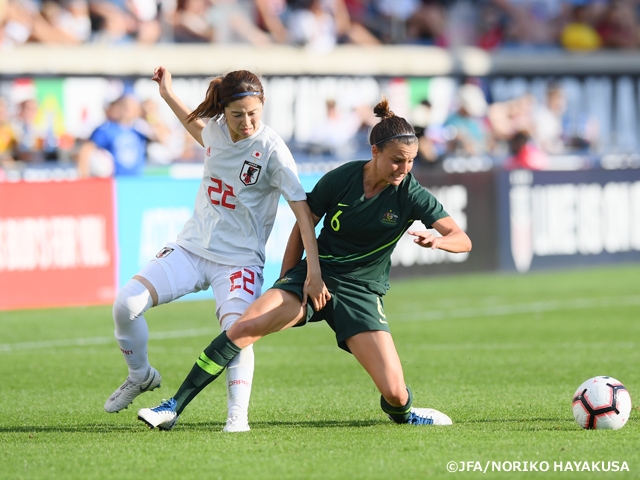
[138,398,179,430]
[104,366,162,413]
[406,407,453,426]
[223,413,250,432]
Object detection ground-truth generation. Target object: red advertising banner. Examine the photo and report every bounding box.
[0,178,117,310]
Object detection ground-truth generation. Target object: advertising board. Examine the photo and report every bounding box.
[0,178,116,310]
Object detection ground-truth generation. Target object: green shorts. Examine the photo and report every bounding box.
[271,261,391,352]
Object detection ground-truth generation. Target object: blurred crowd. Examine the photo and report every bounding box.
[0,76,600,178]
[0,90,206,178]
[1,0,640,51]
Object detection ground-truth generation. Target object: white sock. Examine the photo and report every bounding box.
[226,344,254,418]
[220,302,254,419]
[112,279,153,383]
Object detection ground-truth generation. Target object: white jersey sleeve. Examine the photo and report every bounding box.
[267,137,307,203]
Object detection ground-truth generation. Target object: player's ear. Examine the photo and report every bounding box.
[371,144,379,159]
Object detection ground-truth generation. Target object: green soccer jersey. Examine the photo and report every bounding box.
[306,160,449,290]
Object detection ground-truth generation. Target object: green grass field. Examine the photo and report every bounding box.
[1,264,639,479]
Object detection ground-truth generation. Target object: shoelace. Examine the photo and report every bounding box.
[152,399,177,413]
[408,412,434,425]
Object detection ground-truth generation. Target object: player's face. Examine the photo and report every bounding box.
[373,142,418,186]
[224,96,263,143]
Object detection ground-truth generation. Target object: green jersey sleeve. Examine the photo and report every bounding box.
[307,165,341,218]
[407,176,449,227]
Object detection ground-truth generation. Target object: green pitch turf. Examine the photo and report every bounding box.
[1,264,639,479]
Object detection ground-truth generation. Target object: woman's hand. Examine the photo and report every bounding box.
[152,66,173,100]
[407,230,442,249]
[303,272,331,312]
[408,216,472,253]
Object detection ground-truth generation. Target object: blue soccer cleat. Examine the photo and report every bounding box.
[406,407,453,426]
[138,398,179,430]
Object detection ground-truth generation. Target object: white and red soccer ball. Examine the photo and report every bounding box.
[572,376,632,430]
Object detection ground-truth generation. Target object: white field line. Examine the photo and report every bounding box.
[1,295,639,354]
[406,341,637,351]
[396,295,640,322]
[0,328,213,353]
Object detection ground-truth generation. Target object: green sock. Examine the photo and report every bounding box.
[173,332,242,415]
[380,386,413,424]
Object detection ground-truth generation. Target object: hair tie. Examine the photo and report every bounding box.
[373,133,416,146]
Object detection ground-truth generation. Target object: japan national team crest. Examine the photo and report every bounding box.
[240,161,261,185]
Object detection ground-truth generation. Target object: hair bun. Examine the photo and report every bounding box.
[373,97,394,120]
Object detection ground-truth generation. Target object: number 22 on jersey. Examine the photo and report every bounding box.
[208,177,236,209]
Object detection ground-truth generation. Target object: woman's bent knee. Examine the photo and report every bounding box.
[113,279,153,324]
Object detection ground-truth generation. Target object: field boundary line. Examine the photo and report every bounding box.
[398,294,640,321]
[2,295,639,353]
[0,328,213,353]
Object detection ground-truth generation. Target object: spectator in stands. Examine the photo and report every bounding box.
[492,0,562,49]
[173,0,215,42]
[140,97,178,165]
[442,82,491,157]
[254,0,289,43]
[410,99,446,168]
[331,0,381,45]
[305,98,374,157]
[560,1,601,51]
[256,0,378,49]
[128,0,163,43]
[474,2,506,50]
[532,82,566,155]
[284,0,338,50]
[405,0,447,46]
[503,131,549,170]
[487,93,536,158]
[11,98,51,163]
[371,0,419,43]
[88,0,136,43]
[77,93,154,176]
[0,97,18,168]
[2,0,74,45]
[441,0,477,47]
[40,0,91,43]
[595,0,638,49]
[0,0,6,47]
[210,0,272,46]
[89,0,161,44]
[342,0,386,41]
[176,129,206,162]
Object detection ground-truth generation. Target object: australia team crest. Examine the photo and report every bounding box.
[240,161,261,186]
[380,209,399,226]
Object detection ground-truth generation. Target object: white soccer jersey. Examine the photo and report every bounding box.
[177,118,306,267]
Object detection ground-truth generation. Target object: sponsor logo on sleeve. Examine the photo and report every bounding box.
[156,247,174,258]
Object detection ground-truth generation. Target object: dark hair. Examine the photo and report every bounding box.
[368,97,417,149]
[186,70,264,123]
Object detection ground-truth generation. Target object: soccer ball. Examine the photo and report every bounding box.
[572,376,632,430]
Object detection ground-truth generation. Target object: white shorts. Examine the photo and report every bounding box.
[137,243,263,318]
